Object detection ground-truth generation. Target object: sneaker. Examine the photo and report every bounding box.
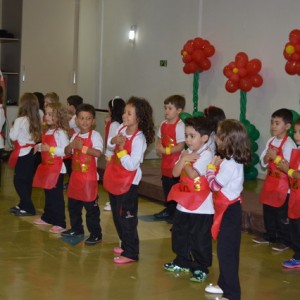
[49,226,66,234]
[154,208,170,219]
[14,209,35,216]
[190,270,208,283]
[164,262,189,272]
[252,236,269,244]
[104,203,111,211]
[205,283,223,294]
[9,206,20,214]
[84,234,102,245]
[282,258,300,269]
[272,243,289,252]
[34,218,50,225]
[61,229,84,238]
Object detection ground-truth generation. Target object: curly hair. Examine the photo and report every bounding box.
[18,93,42,143]
[44,102,70,133]
[216,119,251,164]
[127,96,155,145]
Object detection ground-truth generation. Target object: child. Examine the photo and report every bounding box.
[32,102,70,233]
[62,104,103,246]
[164,116,214,283]
[0,86,5,160]
[66,95,83,135]
[104,97,125,211]
[9,93,42,216]
[253,108,296,251]
[33,92,45,122]
[204,119,251,300]
[277,117,300,268]
[154,95,186,223]
[204,105,226,154]
[44,92,59,108]
[103,96,155,264]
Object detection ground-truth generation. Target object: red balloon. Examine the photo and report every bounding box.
[223,65,233,78]
[189,61,199,73]
[193,37,204,50]
[283,49,293,61]
[183,40,194,54]
[239,78,252,92]
[230,73,240,82]
[285,61,297,75]
[192,49,205,64]
[292,53,300,62]
[247,59,262,75]
[238,68,247,78]
[201,40,210,49]
[289,29,300,44]
[295,63,300,75]
[203,45,215,57]
[225,80,239,93]
[229,61,236,69]
[182,54,192,64]
[183,64,191,74]
[250,74,263,87]
[199,58,211,71]
[235,52,249,68]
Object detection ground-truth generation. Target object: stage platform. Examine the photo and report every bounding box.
[98,157,265,235]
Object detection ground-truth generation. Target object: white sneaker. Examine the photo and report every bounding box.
[205,283,223,294]
[105,201,110,206]
[104,203,111,211]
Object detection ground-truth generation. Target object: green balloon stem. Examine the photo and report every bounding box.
[193,71,200,113]
[240,91,247,123]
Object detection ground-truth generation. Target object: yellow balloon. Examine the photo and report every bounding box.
[286,45,295,55]
[233,67,239,74]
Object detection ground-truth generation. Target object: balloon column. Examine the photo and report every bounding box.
[283,29,300,76]
[223,52,263,179]
[180,37,215,117]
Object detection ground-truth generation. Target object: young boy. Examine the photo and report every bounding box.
[62,103,103,245]
[67,95,83,134]
[164,116,213,283]
[253,108,296,251]
[277,118,300,268]
[153,95,186,223]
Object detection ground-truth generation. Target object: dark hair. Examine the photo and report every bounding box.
[295,117,300,127]
[164,95,185,110]
[127,96,155,145]
[204,106,226,132]
[108,97,125,123]
[67,95,83,109]
[216,119,251,164]
[76,103,96,118]
[272,108,293,124]
[33,92,45,111]
[185,116,212,137]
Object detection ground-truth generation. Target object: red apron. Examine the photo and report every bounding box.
[32,131,63,189]
[161,119,181,177]
[167,167,210,210]
[8,141,34,169]
[259,135,289,208]
[67,131,98,202]
[103,127,139,195]
[211,190,241,240]
[288,148,300,219]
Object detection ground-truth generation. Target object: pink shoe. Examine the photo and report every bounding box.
[113,247,124,254]
[34,218,50,225]
[113,256,136,264]
[49,226,66,234]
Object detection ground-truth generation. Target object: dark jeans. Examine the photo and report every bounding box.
[161,175,180,215]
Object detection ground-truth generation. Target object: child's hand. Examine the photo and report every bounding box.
[156,142,165,154]
[73,138,84,150]
[181,150,200,163]
[266,148,278,160]
[212,155,223,166]
[33,144,39,154]
[112,134,126,146]
[277,159,289,173]
[41,143,50,152]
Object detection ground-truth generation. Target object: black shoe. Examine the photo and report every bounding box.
[154,208,170,219]
[9,206,20,214]
[84,234,102,246]
[14,209,35,216]
[61,229,84,238]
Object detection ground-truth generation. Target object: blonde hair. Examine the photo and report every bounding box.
[44,102,70,133]
[44,92,59,104]
[18,93,42,142]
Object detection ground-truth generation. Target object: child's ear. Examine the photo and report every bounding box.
[286,123,292,130]
[201,134,209,143]
[92,118,96,126]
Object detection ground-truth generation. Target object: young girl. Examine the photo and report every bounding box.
[103,96,155,264]
[32,102,70,233]
[204,119,251,300]
[277,117,300,269]
[9,93,42,216]
[104,97,125,211]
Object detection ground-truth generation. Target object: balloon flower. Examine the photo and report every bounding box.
[283,29,300,75]
[180,37,215,115]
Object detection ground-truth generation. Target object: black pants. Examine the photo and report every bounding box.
[109,185,139,260]
[41,174,66,228]
[162,175,180,215]
[290,218,300,259]
[172,210,213,274]
[263,195,290,245]
[14,150,36,214]
[68,197,102,237]
[217,202,242,300]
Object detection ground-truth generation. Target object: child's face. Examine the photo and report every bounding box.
[44,97,51,108]
[270,117,291,139]
[76,111,95,134]
[44,107,57,127]
[122,104,138,129]
[185,126,208,152]
[67,103,75,114]
[164,103,182,123]
[294,124,300,145]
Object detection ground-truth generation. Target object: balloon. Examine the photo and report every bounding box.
[244,166,258,180]
[290,109,299,123]
[285,61,297,75]
[225,80,239,93]
[250,74,263,88]
[182,54,193,64]
[247,59,262,75]
[235,52,248,67]
[199,58,211,71]
[230,73,240,83]
[251,141,259,152]
[286,44,295,55]
[179,112,193,122]
[193,37,204,49]
[183,64,191,74]
[192,49,205,64]
[183,40,194,54]
[239,78,252,92]
[203,45,215,57]
[289,29,300,44]
[192,111,205,117]
[238,68,247,78]
[223,65,233,78]
[251,128,260,140]
[292,53,300,62]
[251,153,260,166]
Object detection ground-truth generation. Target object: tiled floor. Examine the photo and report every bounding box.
[0,162,299,300]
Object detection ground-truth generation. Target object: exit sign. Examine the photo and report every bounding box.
[160,60,167,67]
